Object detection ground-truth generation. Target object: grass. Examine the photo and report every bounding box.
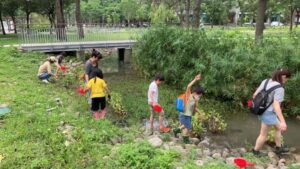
[0,34,19,46]
[0,47,273,168]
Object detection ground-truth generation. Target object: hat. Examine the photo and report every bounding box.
[49,56,57,62]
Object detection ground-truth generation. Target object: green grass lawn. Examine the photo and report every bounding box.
[0,34,19,46]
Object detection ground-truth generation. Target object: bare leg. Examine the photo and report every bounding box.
[274,124,282,147]
[254,122,270,151]
[159,110,164,128]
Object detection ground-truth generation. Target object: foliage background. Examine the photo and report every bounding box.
[134,26,300,116]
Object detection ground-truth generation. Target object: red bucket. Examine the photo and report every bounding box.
[61,65,66,71]
[153,105,162,113]
[234,158,254,169]
[77,88,85,94]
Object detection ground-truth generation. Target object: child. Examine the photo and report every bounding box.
[148,74,170,134]
[84,69,110,120]
[173,74,204,144]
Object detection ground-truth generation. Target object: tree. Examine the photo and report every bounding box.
[184,0,190,27]
[255,0,267,40]
[192,0,202,28]
[120,0,138,27]
[21,0,38,29]
[37,0,56,30]
[2,0,19,34]
[203,0,229,27]
[55,0,66,41]
[75,0,84,39]
[0,2,6,35]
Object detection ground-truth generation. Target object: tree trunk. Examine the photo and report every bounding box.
[75,0,84,39]
[192,0,202,28]
[296,10,300,27]
[0,10,6,35]
[184,0,190,27]
[255,0,267,41]
[11,16,17,34]
[55,0,66,41]
[289,7,294,32]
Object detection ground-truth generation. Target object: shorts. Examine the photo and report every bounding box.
[179,112,192,130]
[258,111,279,125]
[91,97,106,111]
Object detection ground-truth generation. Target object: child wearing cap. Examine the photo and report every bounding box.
[37,56,58,83]
[173,74,204,144]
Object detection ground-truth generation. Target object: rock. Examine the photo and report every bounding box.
[169,142,176,146]
[185,144,196,150]
[296,115,300,121]
[163,143,170,150]
[190,138,200,145]
[195,160,204,166]
[289,147,297,153]
[266,164,278,169]
[254,165,264,169]
[195,149,203,158]
[294,154,300,162]
[268,152,279,165]
[198,139,210,148]
[238,148,247,154]
[173,145,186,155]
[203,149,212,157]
[148,136,163,148]
[222,148,230,158]
[212,152,222,159]
[134,138,143,143]
[225,157,235,165]
[103,156,110,160]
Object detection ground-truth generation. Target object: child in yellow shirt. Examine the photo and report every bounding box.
[84,69,110,120]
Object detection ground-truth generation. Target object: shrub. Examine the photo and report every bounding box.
[134,26,300,116]
[192,109,227,136]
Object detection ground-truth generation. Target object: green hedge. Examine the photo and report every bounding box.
[133,27,300,116]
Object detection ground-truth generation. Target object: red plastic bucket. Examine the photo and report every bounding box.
[234,158,255,168]
[61,65,66,71]
[153,105,162,113]
[77,88,85,94]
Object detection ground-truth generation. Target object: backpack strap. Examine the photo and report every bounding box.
[264,84,282,110]
[263,79,270,91]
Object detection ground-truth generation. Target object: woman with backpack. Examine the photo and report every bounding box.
[252,68,291,156]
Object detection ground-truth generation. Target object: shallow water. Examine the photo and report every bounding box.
[102,49,300,151]
[209,111,300,151]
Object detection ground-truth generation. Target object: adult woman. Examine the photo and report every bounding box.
[37,56,58,83]
[85,49,103,83]
[252,68,291,156]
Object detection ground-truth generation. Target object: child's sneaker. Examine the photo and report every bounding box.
[160,126,170,133]
[183,136,192,144]
[173,128,181,138]
[42,79,49,84]
[275,146,289,155]
[252,149,267,157]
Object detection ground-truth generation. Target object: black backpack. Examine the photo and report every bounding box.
[250,79,282,115]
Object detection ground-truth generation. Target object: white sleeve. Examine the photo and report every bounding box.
[274,88,284,102]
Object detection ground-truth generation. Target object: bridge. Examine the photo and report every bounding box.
[20,40,137,52]
[18,27,142,52]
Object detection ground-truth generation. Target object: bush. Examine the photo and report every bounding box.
[192,109,227,137]
[134,26,300,116]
